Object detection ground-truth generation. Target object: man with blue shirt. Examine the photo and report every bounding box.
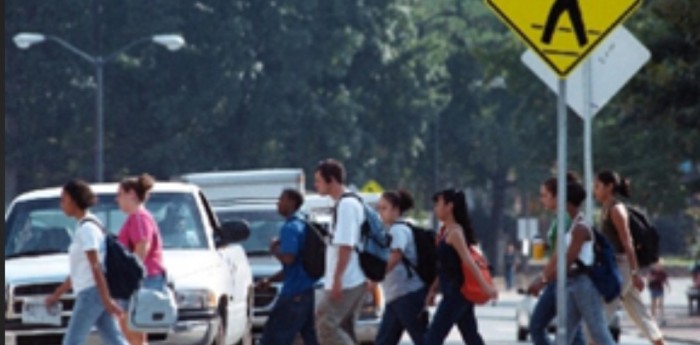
[258,189,320,345]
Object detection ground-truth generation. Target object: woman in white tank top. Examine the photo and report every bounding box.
[528,180,615,345]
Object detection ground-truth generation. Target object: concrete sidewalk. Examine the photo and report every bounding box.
[660,305,700,345]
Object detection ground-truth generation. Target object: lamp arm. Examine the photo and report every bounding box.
[103,37,152,63]
[46,36,97,65]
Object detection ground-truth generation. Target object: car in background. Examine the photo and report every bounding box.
[515,290,621,342]
[5,183,254,345]
[215,197,385,344]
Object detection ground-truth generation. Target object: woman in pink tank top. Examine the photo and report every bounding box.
[116,173,166,345]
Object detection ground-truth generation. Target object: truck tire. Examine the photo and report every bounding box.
[517,328,528,342]
[213,312,226,345]
[236,293,253,345]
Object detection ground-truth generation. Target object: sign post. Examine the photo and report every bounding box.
[484,1,642,343]
[521,26,651,223]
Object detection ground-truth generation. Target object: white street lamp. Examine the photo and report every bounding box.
[13,33,46,49]
[13,32,186,182]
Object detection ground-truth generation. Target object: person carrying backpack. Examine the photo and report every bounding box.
[594,170,665,345]
[45,180,128,345]
[257,189,320,345]
[424,189,498,345]
[526,173,585,345]
[314,159,368,345]
[528,181,616,345]
[116,174,167,345]
[374,190,427,345]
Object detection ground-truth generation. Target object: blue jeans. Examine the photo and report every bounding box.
[530,282,585,345]
[567,275,615,345]
[424,283,483,345]
[63,286,128,345]
[260,289,318,345]
[376,288,427,345]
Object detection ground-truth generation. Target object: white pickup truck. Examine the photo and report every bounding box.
[4,182,254,345]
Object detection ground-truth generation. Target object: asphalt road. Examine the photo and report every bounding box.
[399,277,694,345]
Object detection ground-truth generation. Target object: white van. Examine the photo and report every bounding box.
[179,169,305,206]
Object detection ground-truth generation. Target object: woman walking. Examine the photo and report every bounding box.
[529,180,615,345]
[424,189,497,345]
[374,190,427,345]
[594,170,665,345]
[116,174,167,345]
[46,180,128,345]
[527,173,585,345]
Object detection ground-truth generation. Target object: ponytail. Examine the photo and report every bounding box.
[433,189,478,245]
[120,173,156,202]
[597,170,631,198]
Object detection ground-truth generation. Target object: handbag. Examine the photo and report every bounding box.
[460,246,494,305]
[127,285,178,332]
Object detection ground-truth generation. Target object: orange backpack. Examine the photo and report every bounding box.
[460,246,494,304]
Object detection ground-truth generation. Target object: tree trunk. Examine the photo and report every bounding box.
[487,170,508,276]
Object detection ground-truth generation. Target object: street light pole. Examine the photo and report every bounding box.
[96,59,105,182]
[13,33,185,182]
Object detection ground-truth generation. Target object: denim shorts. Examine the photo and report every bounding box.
[117,274,167,310]
[649,288,664,299]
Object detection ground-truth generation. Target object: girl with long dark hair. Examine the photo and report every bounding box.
[424,189,497,345]
[594,170,665,345]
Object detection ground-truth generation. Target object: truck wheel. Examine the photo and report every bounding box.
[610,328,621,343]
[236,302,253,345]
[213,313,226,345]
[517,328,528,342]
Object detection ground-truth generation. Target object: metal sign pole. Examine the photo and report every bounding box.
[556,78,568,345]
[583,60,594,224]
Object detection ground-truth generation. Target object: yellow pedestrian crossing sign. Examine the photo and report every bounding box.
[361,180,384,193]
[485,0,641,77]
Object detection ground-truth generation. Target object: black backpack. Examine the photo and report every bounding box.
[626,206,660,268]
[397,222,437,286]
[81,218,145,299]
[301,220,327,280]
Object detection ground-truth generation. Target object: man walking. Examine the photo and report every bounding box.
[258,189,319,345]
[314,159,367,345]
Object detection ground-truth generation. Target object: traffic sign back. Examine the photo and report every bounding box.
[485,0,641,77]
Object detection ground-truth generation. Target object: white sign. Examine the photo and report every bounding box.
[522,26,650,119]
[517,217,539,240]
[21,299,62,326]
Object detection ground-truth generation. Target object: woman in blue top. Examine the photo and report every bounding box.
[374,190,426,345]
[424,189,498,345]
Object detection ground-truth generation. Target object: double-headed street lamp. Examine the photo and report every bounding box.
[13,32,186,182]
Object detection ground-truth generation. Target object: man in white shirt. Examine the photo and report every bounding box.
[314,159,367,345]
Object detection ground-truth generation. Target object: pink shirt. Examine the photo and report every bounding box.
[118,208,165,277]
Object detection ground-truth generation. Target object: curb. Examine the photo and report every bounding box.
[665,335,700,345]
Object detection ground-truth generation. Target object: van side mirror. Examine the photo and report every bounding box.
[218,220,250,247]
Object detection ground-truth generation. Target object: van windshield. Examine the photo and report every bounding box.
[215,209,285,255]
[5,192,208,259]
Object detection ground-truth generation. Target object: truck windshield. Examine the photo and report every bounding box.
[215,210,284,255]
[5,192,208,258]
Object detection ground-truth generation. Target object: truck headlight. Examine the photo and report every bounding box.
[175,289,218,310]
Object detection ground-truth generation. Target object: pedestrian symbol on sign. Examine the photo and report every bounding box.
[542,0,587,47]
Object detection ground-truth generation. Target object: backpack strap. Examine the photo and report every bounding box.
[392,220,418,279]
[79,217,108,236]
[332,192,363,228]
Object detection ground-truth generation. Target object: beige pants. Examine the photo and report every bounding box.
[316,283,366,345]
[604,255,663,341]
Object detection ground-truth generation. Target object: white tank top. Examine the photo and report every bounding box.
[566,214,594,266]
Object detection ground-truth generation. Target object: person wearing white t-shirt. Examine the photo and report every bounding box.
[45,180,128,345]
[314,159,368,345]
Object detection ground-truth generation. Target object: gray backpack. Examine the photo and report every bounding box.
[127,287,178,332]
